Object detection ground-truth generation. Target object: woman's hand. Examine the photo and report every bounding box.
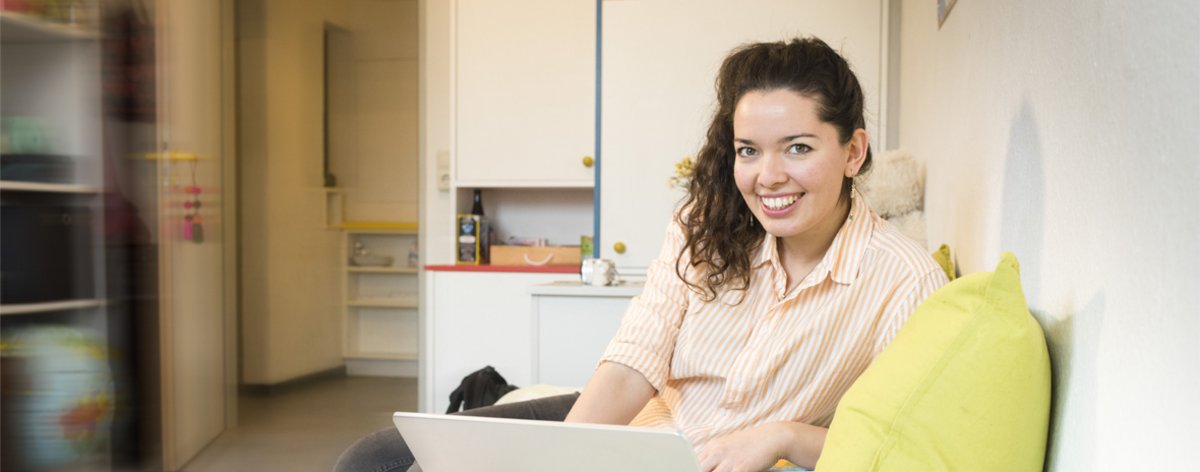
[697,421,827,472]
[697,423,787,472]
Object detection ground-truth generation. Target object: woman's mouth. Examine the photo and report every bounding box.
[760,193,801,215]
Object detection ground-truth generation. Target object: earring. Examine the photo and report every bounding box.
[848,182,857,221]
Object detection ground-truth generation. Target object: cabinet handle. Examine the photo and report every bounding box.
[582,155,594,168]
[612,241,626,254]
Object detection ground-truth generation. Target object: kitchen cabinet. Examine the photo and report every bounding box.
[421,270,570,413]
[530,282,641,388]
[454,0,596,187]
[598,0,885,274]
[420,272,640,414]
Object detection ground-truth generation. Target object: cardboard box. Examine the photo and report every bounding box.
[490,245,582,267]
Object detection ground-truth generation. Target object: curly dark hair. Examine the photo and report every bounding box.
[676,37,873,301]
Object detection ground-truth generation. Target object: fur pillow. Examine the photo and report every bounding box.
[858,149,923,219]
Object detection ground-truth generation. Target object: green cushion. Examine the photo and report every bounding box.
[932,244,956,281]
[816,253,1050,471]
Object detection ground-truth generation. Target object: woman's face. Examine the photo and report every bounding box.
[732,89,866,248]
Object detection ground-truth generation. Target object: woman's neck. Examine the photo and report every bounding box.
[776,196,852,286]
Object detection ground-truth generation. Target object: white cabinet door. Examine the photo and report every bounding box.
[423,271,568,413]
[532,294,631,387]
[599,0,883,274]
[455,0,596,187]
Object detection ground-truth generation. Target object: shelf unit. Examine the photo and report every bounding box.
[0,10,105,316]
[0,299,106,316]
[0,180,101,193]
[342,225,420,376]
[0,9,111,472]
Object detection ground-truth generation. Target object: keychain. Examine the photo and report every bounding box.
[183,160,203,243]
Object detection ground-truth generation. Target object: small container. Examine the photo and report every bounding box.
[455,214,489,265]
[580,258,617,286]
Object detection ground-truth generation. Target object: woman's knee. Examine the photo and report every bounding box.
[332,427,415,472]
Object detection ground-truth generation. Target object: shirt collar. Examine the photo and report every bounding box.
[751,188,876,286]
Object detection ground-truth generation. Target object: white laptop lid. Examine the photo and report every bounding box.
[392,412,702,472]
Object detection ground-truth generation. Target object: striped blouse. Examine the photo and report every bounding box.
[600,192,949,449]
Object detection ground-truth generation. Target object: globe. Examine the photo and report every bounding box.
[1,325,114,470]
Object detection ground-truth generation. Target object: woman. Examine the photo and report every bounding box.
[334,36,947,472]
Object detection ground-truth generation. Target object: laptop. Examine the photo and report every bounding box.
[392,411,702,471]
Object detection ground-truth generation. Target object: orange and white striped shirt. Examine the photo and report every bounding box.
[600,192,948,449]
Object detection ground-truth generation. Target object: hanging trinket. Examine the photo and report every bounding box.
[184,160,204,243]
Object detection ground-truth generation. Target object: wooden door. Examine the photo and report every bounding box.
[153,0,236,468]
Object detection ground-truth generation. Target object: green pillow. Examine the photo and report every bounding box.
[816,253,1050,471]
[932,244,956,281]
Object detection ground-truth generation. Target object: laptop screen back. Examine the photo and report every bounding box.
[392,412,701,472]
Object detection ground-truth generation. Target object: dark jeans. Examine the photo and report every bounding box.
[332,393,580,472]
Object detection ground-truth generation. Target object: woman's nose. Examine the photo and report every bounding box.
[757,153,787,187]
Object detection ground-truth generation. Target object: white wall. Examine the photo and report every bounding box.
[419,0,453,265]
[895,0,1199,469]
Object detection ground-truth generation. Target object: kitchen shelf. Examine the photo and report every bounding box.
[347,296,418,309]
[0,180,101,193]
[344,350,419,361]
[424,264,578,274]
[339,221,418,233]
[0,298,105,316]
[0,11,100,42]
[348,266,419,274]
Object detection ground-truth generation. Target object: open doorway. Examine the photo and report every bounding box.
[215,0,421,468]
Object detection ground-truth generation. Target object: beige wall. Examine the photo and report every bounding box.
[895,0,1199,469]
[238,0,352,384]
[337,0,420,222]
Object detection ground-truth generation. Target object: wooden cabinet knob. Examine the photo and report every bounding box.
[612,241,626,254]
[582,155,595,168]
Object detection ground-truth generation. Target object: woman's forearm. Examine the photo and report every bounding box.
[564,361,655,425]
[774,421,828,469]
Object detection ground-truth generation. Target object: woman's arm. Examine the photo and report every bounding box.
[697,421,827,471]
[564,362,656,425]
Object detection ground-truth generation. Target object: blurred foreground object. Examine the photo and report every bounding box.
[1,325,114,471]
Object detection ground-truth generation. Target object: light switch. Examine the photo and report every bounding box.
[436,150,450,191]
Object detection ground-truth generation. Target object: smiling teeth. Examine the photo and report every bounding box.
[762,195,799,210]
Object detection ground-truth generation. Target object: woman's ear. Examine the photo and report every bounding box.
[844,128,869,177]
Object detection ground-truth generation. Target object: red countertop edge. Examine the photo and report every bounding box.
[424,264,579,274]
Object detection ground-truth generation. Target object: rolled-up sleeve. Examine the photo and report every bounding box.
[600,219,693,391]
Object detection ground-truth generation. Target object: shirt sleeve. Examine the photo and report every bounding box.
[599,218,693,391]
[873,267,950,354]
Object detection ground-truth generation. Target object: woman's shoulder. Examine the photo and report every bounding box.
[864,213,944,281]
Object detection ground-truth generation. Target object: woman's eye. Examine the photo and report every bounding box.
[736,147,757,157]
[787,143,812,154]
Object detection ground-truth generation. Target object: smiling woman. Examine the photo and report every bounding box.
[563,37,946,471]
[677,37,874,302]
[731,90,869,291]
[334,37,945,472]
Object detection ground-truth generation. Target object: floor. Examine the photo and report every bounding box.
[181,375,416,472]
